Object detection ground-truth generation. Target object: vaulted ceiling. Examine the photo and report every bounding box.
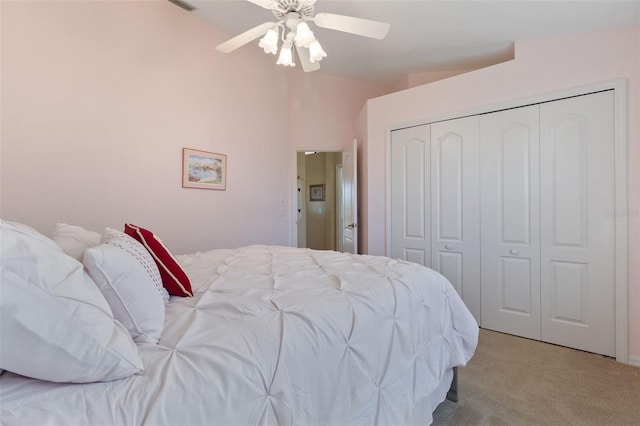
[181,0,640,83]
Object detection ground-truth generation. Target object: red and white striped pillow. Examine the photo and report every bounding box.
[124,224,193,297]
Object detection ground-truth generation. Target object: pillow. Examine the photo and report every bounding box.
[124,224,193,297]
[84,244,165,343]
[51,223,101,261]
[2,219,62,252]
[0,220,143,383]
[102,228,170,303]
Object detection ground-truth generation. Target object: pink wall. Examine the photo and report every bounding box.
[0,0,393,256]
[363,26,640,361]
[407,68,477,88]
[287,71,395,152]
[1,0,292,254]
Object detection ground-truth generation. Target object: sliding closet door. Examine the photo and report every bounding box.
[430,116,480,322]
[539,91,616,357]
[480,105,541,340]
[390,125,431,266]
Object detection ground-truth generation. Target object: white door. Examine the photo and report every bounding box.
[539,91,616,356]
[341,139,358,254]
[390,125,431,266]
[336,165,344,252]
[430,116,481,322]
[480,105,542,340]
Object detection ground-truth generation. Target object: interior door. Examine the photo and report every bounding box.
[390,125,431,266]
[341,139,358,254]
[430,116,481,322]
[539,91,616,356]
[336,165,344,252]
[480,105,542,340]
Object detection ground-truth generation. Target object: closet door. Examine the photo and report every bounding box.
[480,105,541,340]
[390,125,431,266]
[431,116,480,322]
[539,91,616,356]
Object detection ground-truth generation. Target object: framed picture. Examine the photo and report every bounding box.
[182,148,226,190]
[309,184,325,201]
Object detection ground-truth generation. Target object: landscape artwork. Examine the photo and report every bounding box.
[182,148,226,190]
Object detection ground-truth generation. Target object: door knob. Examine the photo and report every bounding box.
[510,249,519,255]
[445,244,452,250]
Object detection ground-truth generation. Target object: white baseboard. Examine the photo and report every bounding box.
[628,355,640,368]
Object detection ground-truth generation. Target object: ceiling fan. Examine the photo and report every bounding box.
[215,0,390,72]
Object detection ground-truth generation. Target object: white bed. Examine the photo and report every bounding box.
[0,221,478,426]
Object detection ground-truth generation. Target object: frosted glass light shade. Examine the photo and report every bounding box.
[308,40,327,63]
[259,28,279,55]
[276,41,295,67]
[294,22,315,48]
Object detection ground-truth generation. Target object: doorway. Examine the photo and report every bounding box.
[296,151,342,250]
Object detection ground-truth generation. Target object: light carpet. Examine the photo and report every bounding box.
[432,329,640,425]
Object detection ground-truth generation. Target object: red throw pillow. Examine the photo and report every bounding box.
[124,224,193,297]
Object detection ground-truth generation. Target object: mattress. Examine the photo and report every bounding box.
[0,245,478,425]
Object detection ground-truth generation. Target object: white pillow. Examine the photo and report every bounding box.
[102,228,170,303]
[3,219,62,252]
[0,221,144,383]
[84,244,165,343]
[51,223,101,261]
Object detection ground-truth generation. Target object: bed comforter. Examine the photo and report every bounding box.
[0,245,478,425]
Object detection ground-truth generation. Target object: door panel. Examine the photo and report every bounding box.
[549,261,588,324]
[550,117,587,247]
[390,125,431,266]
[405,248,427,266]
[500,257,533,315]
[341,140,358,254]
[500,125,533,244]
[480,105,541,340]
[436,134,463,240]
[431,117,480,322]
[438,251,463,296]
[540,91,615,356]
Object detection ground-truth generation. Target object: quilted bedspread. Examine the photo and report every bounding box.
[0,245,478,426]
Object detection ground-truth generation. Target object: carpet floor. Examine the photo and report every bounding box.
[432,328,640,425]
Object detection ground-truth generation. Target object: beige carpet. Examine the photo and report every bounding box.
[432,329,640,425]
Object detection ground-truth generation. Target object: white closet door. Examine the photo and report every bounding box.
[539,91,616,356]
[480,105,541,340]
[390,125,431,266]
[431,116,480,322]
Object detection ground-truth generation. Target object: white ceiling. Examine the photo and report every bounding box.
[183,0,640,83]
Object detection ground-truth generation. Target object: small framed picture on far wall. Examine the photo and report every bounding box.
[309,184,324,201]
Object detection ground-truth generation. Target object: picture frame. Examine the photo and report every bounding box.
[182,148,227,190]
[309,184,325,201]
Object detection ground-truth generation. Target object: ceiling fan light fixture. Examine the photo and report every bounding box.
[215,0,389,73]
[308,39,326,63]
[259,27,279,54]
[276,40,295,67]
[294,22,315,48]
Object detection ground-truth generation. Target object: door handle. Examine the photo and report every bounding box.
[347,223,357,229]
[509,249,519,256]
[445,244,453,250]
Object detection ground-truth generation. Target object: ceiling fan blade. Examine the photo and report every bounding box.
[246,0,280,10]
[295,44,320,73]
[314,13,390,40]
[216,22,277,53]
